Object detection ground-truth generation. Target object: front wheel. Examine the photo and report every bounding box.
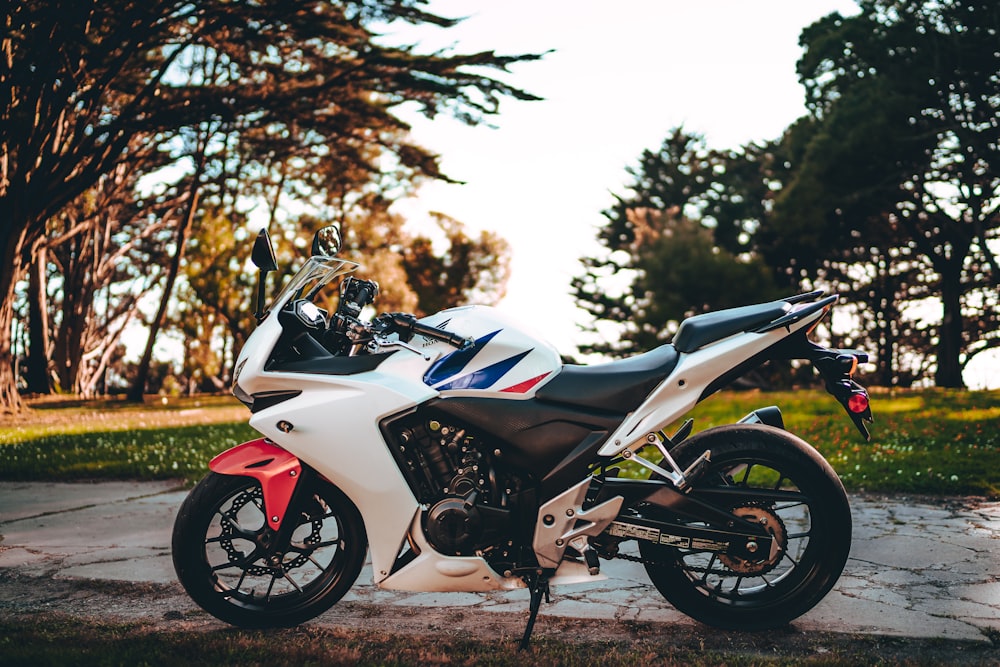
[640,424,851,630]
[172,471,367,628]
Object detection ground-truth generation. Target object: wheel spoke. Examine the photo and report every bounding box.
[217,509,241,530]
[774,501,807,511]
[700,555,718,586]
[216,510,262,541]
[211,546,261,572]
[264,573,277,602]
[281,570,304,593]
[303,538,342,550]
[211,560,242,573]
[235,568,248,592]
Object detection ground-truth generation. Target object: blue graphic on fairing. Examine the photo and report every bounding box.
[423,329,535,391]
[434,350,533,391]
[423,330,501,387]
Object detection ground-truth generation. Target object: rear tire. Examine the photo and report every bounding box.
[640,424,851,629]
[172,471,367,628]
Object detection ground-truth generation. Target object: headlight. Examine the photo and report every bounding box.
[295,300,327,329]
[232,359,251,407]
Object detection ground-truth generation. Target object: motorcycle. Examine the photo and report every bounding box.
[172,224,874,649]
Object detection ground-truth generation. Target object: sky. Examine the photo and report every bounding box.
[383,0,1000,389]
[388,1,856,332]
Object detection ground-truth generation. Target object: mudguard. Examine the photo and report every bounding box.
[209,438,302,530]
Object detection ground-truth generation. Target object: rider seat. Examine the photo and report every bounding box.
[672,301,790,353]
[535,345,679,414]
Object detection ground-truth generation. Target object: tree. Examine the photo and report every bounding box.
[762,112,937,387]
[573,128,782,357]
[403,213,511,317]
[23,144,173,397]
[1,0,542,411]
[175,206,258,387]
[783,0,1000,387]
[126,124,214,402]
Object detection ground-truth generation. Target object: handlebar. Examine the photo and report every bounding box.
[377,312,473,350]
[337,277,379,319]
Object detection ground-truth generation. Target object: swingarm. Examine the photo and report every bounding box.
[593,477,779,563]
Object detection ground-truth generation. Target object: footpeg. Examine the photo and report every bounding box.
[569,536,601,575]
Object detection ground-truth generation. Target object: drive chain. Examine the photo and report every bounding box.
[612,550,731,577]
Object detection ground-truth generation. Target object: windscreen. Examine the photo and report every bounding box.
[267,256,359,315]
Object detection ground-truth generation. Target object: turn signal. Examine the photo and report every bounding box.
[848,393,869,414]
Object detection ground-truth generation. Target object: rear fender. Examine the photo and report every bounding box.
[737,405,785,430]
[209,438,302,530]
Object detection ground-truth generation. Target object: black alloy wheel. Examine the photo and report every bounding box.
[172,471,367,628]
[640,424,852,630]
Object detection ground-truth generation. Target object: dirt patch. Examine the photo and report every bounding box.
[1,570,995,664]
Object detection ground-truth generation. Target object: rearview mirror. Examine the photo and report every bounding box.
[252,228,278,271]
[252,228,277,322]
[311,224,342,258]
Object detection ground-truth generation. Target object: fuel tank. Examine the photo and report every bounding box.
[416,306,561,399]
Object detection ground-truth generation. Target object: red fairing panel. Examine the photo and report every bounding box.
[209,438,302,530]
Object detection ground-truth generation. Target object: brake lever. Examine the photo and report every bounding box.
[368,334,432,360]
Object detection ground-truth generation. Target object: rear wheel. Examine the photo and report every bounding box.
[640,424,851,629]
[172,471,367,627]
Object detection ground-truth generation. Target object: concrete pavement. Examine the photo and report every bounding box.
[0,480,998,644]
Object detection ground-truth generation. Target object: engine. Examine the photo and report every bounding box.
[390,415,528,564]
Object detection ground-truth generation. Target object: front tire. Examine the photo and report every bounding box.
[640,424,851,630]
[172,471,367,628]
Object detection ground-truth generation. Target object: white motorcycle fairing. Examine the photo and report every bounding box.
[231,294,829,592]
[234,282,601,588]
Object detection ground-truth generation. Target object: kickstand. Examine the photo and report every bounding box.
[519,572,551,651]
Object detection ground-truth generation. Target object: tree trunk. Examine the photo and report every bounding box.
[51,234,90,395]
[935,266,965,388]
[126,209,195,402]
[25,246,52,394]
[0,228,28,413]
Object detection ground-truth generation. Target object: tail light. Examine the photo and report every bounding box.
[848,392,869,414]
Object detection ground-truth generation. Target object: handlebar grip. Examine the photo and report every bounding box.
[354,281,378,308]
[384,313,472,349]
[411,320,472,349]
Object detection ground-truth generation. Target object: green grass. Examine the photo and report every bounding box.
[648,388,1000,496]
[0,395,255,483]
[0,421,257,481]
[0,389,997,495]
